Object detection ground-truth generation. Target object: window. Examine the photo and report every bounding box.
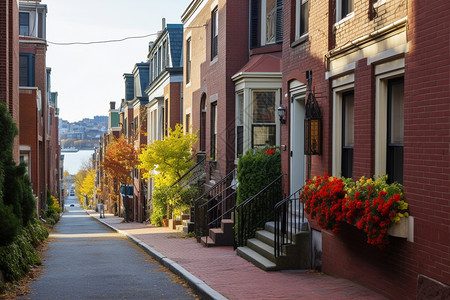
[200,95,207,151]
[337,0,354,21]
[295,0,309,39]
[211,7,218,59]
[252,91,276,148]
[341,91,354,178]
[19,12,29,36]
[164,99,169,137]
[236,93,244,156]
[162,41,167,70]
[386,77,404,184]
[250,0,283,48]
[185,113,191,134]
[19,54,35,87]
[186,38,191,84]
[210,102,217,160]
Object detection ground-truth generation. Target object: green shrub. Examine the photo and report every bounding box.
[150,185,170,226]
[0,220,48,285]
[236,147,282,205]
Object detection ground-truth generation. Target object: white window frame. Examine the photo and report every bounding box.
[234,87,281,161]
[332,74,354,177]
[374,58,405,177]
[336,0,354,23]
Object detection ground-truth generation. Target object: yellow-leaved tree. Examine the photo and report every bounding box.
[80,169,95,205]
[139,124,198,225]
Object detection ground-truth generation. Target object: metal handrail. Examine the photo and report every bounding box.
[193,169,237,239]
[274,187,306,257]
[193,168,237,204]
[234,174,284,248]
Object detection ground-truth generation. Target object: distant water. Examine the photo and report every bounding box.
[62,150,94,175]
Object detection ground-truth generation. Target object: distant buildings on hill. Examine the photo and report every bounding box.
[59,116,108,150]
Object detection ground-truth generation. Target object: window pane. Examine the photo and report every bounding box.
[19,55,29,86]
[300,0,309,36]
[237,93,244,126]
[387,77,404,184]
[253,91,275,123]
[252,125,276,148]
[211,103,217,159]
[343,92,354,147]
[265,0,276,44]
[342,0,354,19]
[390,81,404,144]
[19,12,29,36]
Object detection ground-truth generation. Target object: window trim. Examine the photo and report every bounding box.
[374,58,404,177]
[295,0,309,41]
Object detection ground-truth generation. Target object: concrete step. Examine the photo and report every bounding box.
[175,224,185,232]
[236,246,277,271]
[200,236,215,247]
[247,238,276,262]
[255,230,275,247]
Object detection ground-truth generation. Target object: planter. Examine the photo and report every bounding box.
[388,217,408,238]
[162,219,169,227]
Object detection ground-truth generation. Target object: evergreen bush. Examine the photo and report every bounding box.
[236,147,282,205]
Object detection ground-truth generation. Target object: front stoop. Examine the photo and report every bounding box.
[236,221,311,271]
[200,219,234,247]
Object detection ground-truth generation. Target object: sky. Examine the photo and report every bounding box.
[45,0,190,122]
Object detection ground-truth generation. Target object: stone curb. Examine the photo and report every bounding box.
[87,211,227,300]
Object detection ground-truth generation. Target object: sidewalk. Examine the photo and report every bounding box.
[86,210,387,300]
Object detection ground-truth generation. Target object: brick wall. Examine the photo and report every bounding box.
[19,88,40,208]
[283,0,449,299]
[0,0,20,162]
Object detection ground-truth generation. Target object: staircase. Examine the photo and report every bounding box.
[200,218,234,247]
[236,187,311,271]
[236,221,310,271]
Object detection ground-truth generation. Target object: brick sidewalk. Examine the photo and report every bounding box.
[87,211,387,300]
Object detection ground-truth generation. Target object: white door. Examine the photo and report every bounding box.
[289,82,306,195]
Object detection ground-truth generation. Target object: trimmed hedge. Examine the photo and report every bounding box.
[236,147,282,205]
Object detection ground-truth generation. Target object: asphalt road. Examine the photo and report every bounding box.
[22,196,197,299]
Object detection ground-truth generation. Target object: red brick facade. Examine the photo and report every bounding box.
[0,0,19,162]
[282,0,450,298]
[183,0,250,182]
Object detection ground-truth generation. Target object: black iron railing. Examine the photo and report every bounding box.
[234,174,284,248]
[193,169,237,239]
[274,187,307,257]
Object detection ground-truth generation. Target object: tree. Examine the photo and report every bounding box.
[101,136,140,214]
[80,169,95,203]
[102,136,139,186]
[139,124,197,223]
[139,124,198,186]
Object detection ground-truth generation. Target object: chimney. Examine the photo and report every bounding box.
[148,41,154,52]
[162,18,166,30]
[109,101,115,110]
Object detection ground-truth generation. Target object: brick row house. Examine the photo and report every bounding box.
[91,1,448,298]
[19,0,61,213]
[178,0,449,298]
[0,0,61,216]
